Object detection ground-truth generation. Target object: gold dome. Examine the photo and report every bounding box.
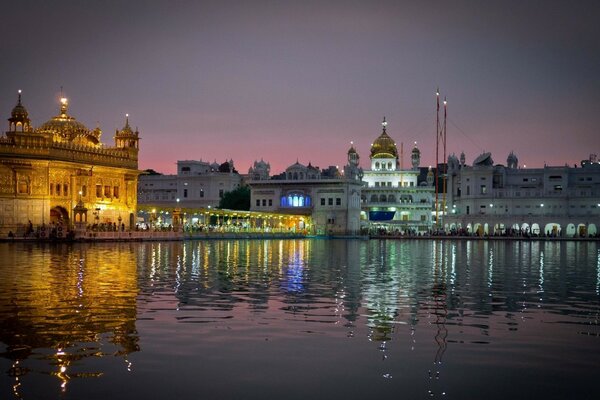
[37,98,100,146]
[370,117,398,159]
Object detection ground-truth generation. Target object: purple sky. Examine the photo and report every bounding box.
[2,0,599,174]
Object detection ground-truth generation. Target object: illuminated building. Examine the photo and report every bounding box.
[138,159,242,210]
[247,149,363,235]
[444,151,600,236]
[361,118,435,233]
[0,91,140,235]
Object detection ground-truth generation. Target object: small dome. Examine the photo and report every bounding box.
[507,151,518,169]
[8,91,31,131]
[412,145,420,155]
[370,118,398,159]
[11,92,28,120]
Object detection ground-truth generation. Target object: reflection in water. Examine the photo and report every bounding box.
[1,240,599,399]
[0,243,139,398]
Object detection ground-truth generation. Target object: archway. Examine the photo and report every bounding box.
[474,223,483,236]
[50,206,69,226]
[565,223,576,238]
[494,223,505,235]
[531,223,540,236]
[521,223,530,235]
[466,223,473,234]
[588,224,597,237]
[544,223,561,237]
[578,224,587,237]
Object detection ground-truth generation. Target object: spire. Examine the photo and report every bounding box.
[17,89,22,105]
[382,116,387,132]
[60,97,68,115]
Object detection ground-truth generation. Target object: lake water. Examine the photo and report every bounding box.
[0,239,599,399]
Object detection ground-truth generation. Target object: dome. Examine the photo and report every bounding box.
[370,118,398,159]
[37,98,98,145]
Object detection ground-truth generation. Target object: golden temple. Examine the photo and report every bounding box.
[0,91,141,236]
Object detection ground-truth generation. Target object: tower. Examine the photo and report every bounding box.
[411,142,421,170]
[8,90,31,132]
[115,114,140,158]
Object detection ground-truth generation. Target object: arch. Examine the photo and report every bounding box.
[388,194,396,202]
[370,194,378,202]
[387,162,392,170]
[466,223,473,234]
[521,223,530,234]
[531,223,540,236]
[588,224,597,237]
[483,223,489,235]
[577,224,587,237]
[565,223,576,238]
[293,172,298,180]
[474,223,483,236]
[50,206,69,225]
[375,162,380,169]
[379,194,387,202]
[494,223,505,235]
[544,223,561,237]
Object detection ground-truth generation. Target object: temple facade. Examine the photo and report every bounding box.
[444,151,600,237]
[247,150,363,235]
[0,91,141,236]
[361,118,435,233]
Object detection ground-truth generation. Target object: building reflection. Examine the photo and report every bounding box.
[0,243,139,397]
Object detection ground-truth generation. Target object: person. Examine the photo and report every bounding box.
[8,231,14,238]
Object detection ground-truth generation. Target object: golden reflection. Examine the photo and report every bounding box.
[0,243,139,395]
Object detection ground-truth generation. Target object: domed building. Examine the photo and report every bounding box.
[361,118,434,233]
[0,91,141,236]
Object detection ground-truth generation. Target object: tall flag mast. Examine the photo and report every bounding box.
[435,89,448,230]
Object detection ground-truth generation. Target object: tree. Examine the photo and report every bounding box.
[218,186,250,210]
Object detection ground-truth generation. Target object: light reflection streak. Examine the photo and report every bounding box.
[597,249,599,296]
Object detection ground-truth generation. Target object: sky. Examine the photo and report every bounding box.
[1,0,599,174]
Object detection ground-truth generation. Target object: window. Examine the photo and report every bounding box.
[64,184,69,196]
[262,199,266,206]
[256,199,260,207]
[466,206,470,215]
[328,198,333,206]
[104,185,111,197]
[480,185,487,194]
[466,186,470,195]
[336,198,341,206]
[50,183,54,195]
[81,185,87,197]
[96,185,102,198]
[184,188,188,198]
[113,186,119,198]
[200,189,204,198]
[321,198,326,206]
[268,199,272,206]
[18,180,28,194]
[56,184,61,196]
[219,189,224,198]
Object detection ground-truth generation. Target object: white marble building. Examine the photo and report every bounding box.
[361,118,435,233]
[444,152,600,237]
[247,150,363,235]
[138,160,242,209]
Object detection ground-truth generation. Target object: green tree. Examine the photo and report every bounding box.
[218,186,250,210]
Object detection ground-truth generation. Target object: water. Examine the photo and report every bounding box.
[0,239,599,399]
